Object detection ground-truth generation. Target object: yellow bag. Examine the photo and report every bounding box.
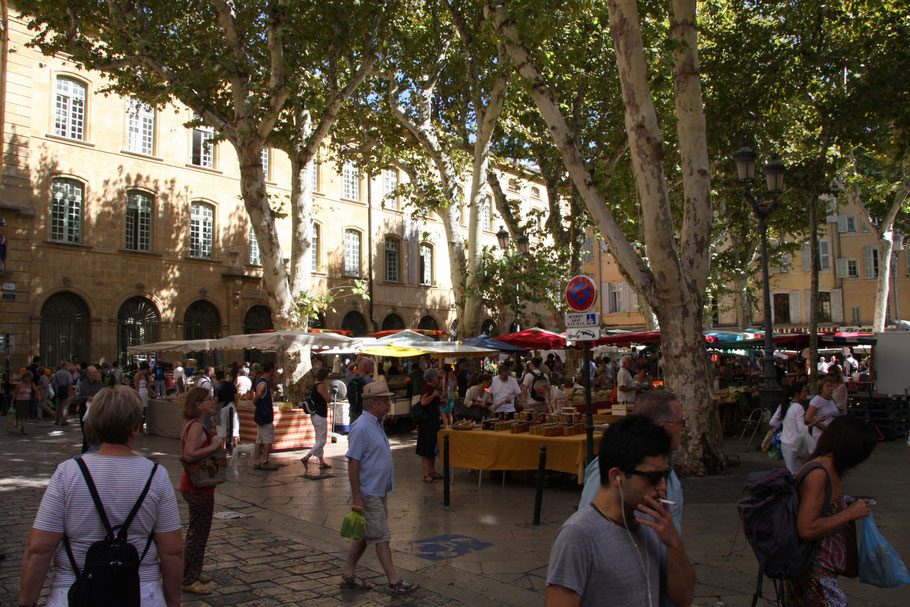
[340,509,366,541]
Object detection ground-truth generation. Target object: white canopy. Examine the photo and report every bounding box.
[208,330,359,351]
[127,331,358,355]
[126,339,215,354]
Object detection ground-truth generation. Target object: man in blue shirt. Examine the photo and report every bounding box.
[253,362,278,470]
[341,380,418,596]
[579,390,686,534]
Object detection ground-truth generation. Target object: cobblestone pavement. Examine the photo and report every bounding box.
[2,418,908,607]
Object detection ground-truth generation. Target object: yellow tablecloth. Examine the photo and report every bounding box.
[437,429,601,477]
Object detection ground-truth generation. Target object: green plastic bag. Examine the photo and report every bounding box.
[340,509,366,541]
[767,445,783,460]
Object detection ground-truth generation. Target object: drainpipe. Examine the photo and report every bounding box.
[367,172,377,332]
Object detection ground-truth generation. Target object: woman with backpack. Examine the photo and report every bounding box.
[18,386,183,607]
[769,383,824,474]
[784,416,877,606]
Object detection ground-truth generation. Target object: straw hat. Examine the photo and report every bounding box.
[362,380,394,400]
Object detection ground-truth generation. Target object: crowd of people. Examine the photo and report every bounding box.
[13,345,885,607]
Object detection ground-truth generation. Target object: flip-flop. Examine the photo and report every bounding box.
[389,579,419,595]
[340,574,373,590]
[423,475,438,483]
[319,463,332,469]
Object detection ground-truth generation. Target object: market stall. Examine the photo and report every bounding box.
[237,405,335,450]
[145,398,185,439]
[437,427,603,479]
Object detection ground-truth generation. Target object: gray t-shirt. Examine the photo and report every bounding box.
[547,504,666,607]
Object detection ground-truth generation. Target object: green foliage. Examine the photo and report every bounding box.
[291,280,370,327]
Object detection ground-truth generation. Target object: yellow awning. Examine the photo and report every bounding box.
[360,345,427,358]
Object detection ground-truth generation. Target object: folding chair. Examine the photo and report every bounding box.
[739,407,771,447]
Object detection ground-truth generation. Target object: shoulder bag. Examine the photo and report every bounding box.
[179,421,227,488]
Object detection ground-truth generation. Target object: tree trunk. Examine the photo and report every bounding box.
[655,300,724,475]
[288,107,315,301]
[873,238,895,332]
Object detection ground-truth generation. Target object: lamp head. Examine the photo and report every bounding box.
[764,153,785,194]
[733,140,757,182]
[496,225,510,250]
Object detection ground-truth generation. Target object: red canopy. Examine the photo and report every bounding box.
[496,328,567,350]
[589,331,719,348]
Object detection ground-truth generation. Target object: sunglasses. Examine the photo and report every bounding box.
[662,418,687,428]
[622,468,672,485]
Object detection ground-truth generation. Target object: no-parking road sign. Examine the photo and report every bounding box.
[565,275,597,312]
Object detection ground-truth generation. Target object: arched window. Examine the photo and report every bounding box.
[383,169,399,210]
[343,162,360,201]
[126,99,155,155]
[125,190,153,251]
[311,222,320,273]
[190,201,215,259]
[55,77,86,140]
[40,291,90,366]
[117,296,160,364]
[243,304,274,365]
[419,243,433,286]
[184,300,221,367]
[385,237,400,282]
[243,305,274,334]
[382,313,405,331]
[344,229,361,277]
[184,300,221,340]
[418,315,438,331]
[51,178,83,244]
[341,310,369,337]
[480,319,497,336]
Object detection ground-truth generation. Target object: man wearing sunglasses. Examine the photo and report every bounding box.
[547,415,695,607]
[578,391,686,533]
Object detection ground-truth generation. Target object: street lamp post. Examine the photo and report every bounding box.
[497,226,529,331]
[734,141,785,413]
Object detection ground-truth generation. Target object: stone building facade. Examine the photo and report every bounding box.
[0,10,550,371]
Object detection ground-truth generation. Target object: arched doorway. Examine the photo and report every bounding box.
[117,296,160,365]
[184,300,221,368]
[243,305,274,364]
[40,291,90,367]
[308,313,325,329]
[417,315,438,331]
[341,310,368,337]
[381,313,405,331]
[480,319,497,336]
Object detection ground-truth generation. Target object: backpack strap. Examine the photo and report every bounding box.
[118,463,159,542]
[74,457,115,537]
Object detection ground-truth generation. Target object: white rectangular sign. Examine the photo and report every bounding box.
[566,327,601,341]
[1,282,14,291]
[565,312,600,327]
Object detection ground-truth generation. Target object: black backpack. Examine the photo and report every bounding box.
[737,462,831,607]
[62,458,158,607]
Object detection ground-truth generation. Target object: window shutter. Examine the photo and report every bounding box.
[819,239,831,270]
[837,215,847,233]
[835,258,848,278]
[781,254,791,272]
[601,283,610,315]
[630,290,639,313]
[864,246,874,279]
[804,289,812,322]
[621,283,630,313]
[789,290,801,324]
[802,245,811,272]
[831,288,844,323]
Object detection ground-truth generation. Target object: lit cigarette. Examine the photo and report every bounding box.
[659,499,677,505]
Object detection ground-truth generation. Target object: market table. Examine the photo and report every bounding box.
[592,414,622,424]
[238,406,334,450]
[146,399,184,439]
[437,428,603,479]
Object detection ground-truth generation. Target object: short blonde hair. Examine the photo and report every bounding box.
[85,386,143,445]
[182,387,211,420]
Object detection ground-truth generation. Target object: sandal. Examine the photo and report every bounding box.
[319,462,332,469]
[423,475,438,483]
[181,580,213,594]
[300,456,311,466]
[389,579,419,595]
[429,472,442,480]
[340,574,373,590]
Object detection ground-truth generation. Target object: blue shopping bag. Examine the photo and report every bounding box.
[859,512,910,588]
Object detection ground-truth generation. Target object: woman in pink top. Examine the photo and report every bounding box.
[14,370,39,435]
